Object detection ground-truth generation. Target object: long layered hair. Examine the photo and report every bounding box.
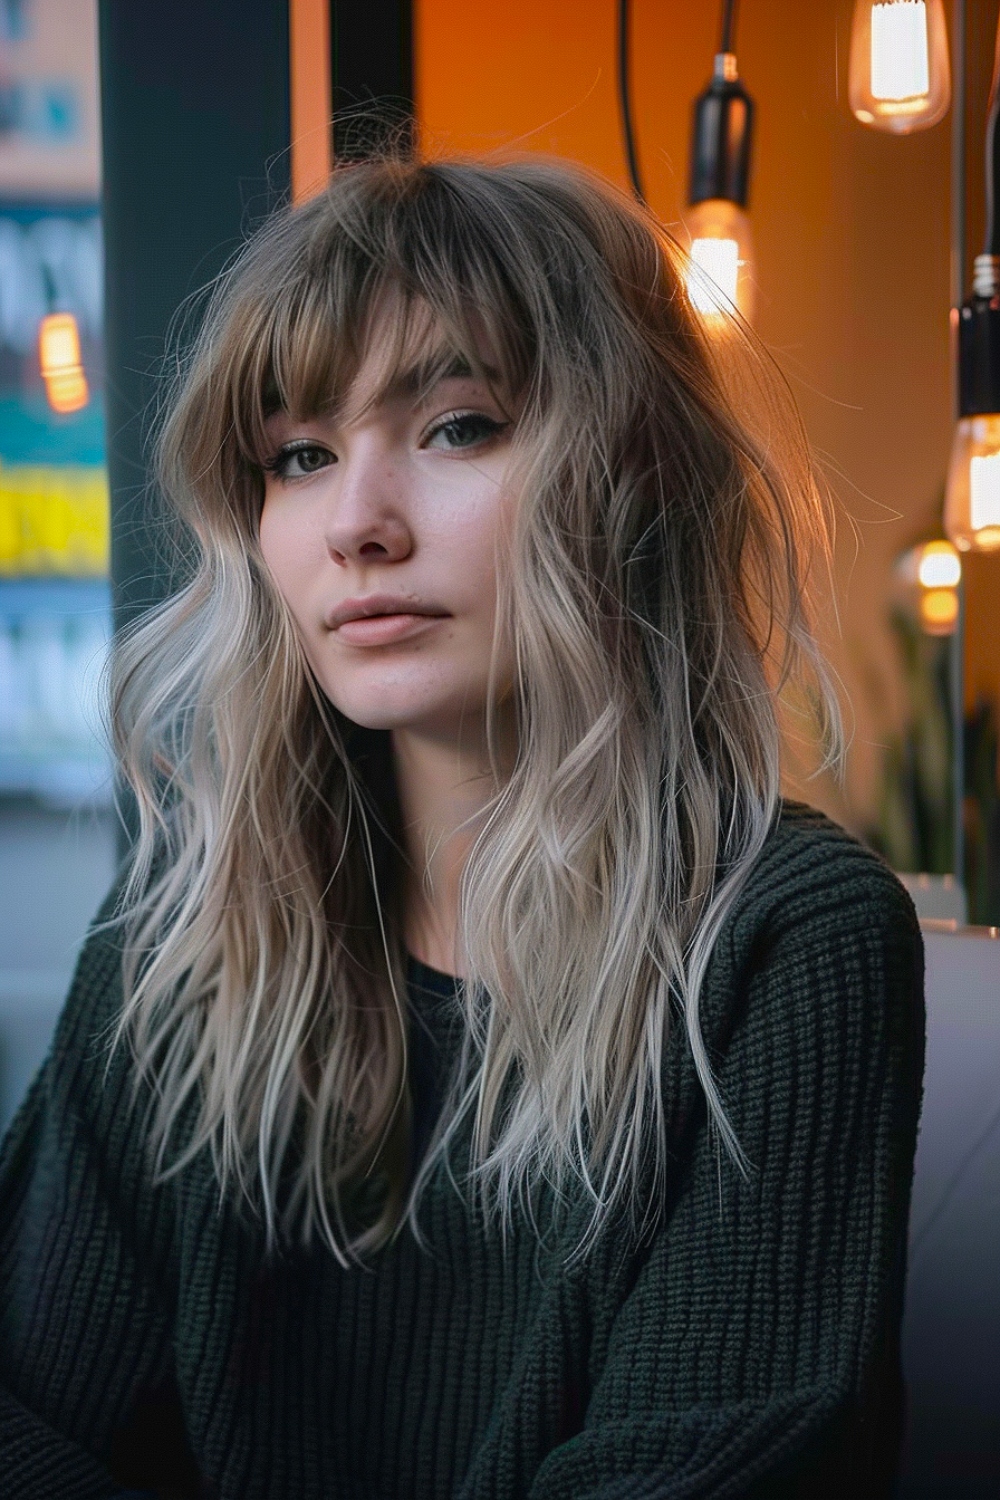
[111,155,839,1262]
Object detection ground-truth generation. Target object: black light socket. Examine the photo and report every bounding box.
[688,60,754,208]
[958,295,1000,417]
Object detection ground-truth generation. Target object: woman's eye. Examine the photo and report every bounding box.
[424,413,507,451]
[268,443,335,479]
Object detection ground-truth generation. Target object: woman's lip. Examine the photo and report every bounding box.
[333,612,448,645]
[326,594,447,629]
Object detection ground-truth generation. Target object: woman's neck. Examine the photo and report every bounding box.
[392,720,512,978]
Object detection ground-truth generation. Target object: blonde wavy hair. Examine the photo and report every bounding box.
[110,154,839,1262]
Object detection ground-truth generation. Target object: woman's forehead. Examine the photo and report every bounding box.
[274,295,507,425]
[355,294,500,389]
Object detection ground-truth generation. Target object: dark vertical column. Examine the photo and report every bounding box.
[331,0,414,158]
[957,0,1000,924]
[99,0,291,633]
[952,0,967,900]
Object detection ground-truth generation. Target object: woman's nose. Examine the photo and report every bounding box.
[324,441,413,566]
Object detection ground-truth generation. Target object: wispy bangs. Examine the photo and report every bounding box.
[219,174,540,477]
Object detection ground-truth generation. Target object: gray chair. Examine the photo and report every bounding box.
[898,926,1000,1498]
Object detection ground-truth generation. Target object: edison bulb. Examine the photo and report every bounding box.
[916,541,961,635]
[38,312,89,414]
[919,587,959,635]
[849,0,950,134]
[682,199,755,327]
[945,414,1000,553]
[916,539,961,589]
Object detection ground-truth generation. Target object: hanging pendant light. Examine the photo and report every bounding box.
[849,0,950,134]
[682,1,756,326]
[905,539,963,634]
[945,18,1000,554]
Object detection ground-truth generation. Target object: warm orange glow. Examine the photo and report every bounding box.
[44,370,89,414]
[39,311,81,374]
[919,587,959,634]
[945,414,1000,553]
[916,539,961,589]
[681,199,755,326]
[848,0,950,134]
[290,0,331,201]
[38,312,89,414]
[914,542,961,636]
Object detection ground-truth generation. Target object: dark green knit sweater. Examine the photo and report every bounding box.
[0,804,925,1499]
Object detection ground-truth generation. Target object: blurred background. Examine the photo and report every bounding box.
[0,2,996,1490]
[0,0,115,1136]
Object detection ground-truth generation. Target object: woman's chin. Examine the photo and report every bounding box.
[329,694,489,741]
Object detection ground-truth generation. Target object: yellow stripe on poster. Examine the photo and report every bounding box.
[0,465,109,576]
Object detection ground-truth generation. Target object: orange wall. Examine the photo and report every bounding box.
[415,0,955,830]
[290,0,332,200]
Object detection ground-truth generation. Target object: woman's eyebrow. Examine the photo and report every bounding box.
[385,355,501,400]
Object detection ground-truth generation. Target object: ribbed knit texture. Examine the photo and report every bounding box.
[0,803,925,1499]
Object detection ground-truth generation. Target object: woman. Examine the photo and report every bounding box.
[0,156,924,1498]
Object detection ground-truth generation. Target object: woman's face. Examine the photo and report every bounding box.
[258,331,519,745]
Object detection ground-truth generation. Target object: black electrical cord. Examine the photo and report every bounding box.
[720,0,738,56]
[619,0,741,208]
[985,7,1000,256]
[617,0,646,202]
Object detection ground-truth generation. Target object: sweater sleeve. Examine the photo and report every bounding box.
[0,908,180,1500]
[527,861,925,1500]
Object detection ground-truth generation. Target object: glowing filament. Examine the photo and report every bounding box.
[916,541,961,588]
[687,238,740,315]
[871,2,929,101]
[919,588,959,633]
[38,312,89,415]
[970,452,1000,533]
